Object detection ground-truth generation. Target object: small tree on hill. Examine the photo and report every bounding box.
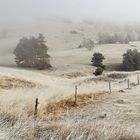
[91,53,105,68]
[122,49,140,71]
[14,34,51,69]
[79,38,95,50]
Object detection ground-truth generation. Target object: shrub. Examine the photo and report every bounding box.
[122,49,140,71]
[107,72,128,79]
[91,53,105,67]
[14,34,51,69]
[70,30,78,34]
[94,67,103,76]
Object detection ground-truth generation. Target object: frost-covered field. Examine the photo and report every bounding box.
[0,66,140,139]
[0,22,140,139]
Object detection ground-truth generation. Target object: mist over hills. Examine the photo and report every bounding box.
[1,0,140,28]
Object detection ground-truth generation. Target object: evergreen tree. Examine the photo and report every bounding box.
[14,34,51,69]
[91,53,105,67]
[122,49,140,71]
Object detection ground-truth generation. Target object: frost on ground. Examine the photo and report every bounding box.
[0,27,140,139]
[0,66,139,139]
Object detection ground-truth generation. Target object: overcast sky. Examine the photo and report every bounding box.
[0,0,140,24]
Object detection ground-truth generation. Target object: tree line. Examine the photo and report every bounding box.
[14,34,140,74]
[91,49,140,75]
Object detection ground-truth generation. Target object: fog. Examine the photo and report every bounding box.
[0,0,140,26]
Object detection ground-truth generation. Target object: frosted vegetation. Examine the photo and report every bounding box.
[0,19,140,139]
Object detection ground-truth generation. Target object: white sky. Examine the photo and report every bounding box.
[0,0,140,23]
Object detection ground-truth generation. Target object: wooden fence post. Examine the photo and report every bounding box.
[109,81,111,93]
[34,98,39,119]
[127,79,130,89]
[74,85,78,105]
[137,75,140,85]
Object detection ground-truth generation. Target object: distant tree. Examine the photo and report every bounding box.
[91,53,105,68]
[122,49,140,71]
[98,32,137,44]
[98,33,115,44]
[14,34,51,69]
[78,44,82,48]
[94,67,104,76]
[124,34,130,44]
[113,33,126,44]
[80,38,95,50]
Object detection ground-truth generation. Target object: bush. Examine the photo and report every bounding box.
[70,30,78,34]
[94,67,103,76]
[122,49,140,71]
[14,34,51,69]
[91,53,105,67]
[107,72,128,79]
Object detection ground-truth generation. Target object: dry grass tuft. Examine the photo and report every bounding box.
[40,92,106,115]
[61,71,87,78]
[115,99,130,104]
[0,112,17,127]
[81,76,114,85]
[119,134,140,140]
[0,75,38,89]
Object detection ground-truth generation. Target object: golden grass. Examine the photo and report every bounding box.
[0,75,37,89]
[38,92,106,116]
